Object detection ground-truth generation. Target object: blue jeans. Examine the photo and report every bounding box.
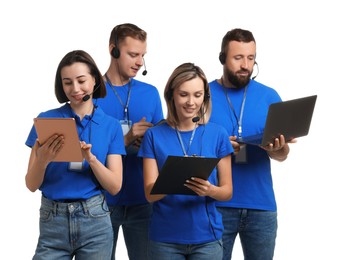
[33,194,113,260]
[217,207,277,260]
[148,239,223,260]
[109,203,152,260]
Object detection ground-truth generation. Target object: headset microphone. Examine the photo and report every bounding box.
[142,58,147,76]
[192,116,200,123]
[252,61,259,80]
[82,84,100,102]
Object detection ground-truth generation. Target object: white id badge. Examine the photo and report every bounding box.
[69,161,84,172]
[120,120,132,135]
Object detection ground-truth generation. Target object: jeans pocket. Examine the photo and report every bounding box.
[88,203,110,218]
[39,209,53,222]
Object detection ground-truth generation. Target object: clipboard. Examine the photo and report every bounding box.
[33,118,83,162]
[151,155,221,195]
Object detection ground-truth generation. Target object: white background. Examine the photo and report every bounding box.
[1,0,341,259]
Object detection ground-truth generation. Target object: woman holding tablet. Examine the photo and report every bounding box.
[25,50,125,260]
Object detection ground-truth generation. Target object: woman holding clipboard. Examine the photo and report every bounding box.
[138,63,234,259]
[25,50,126,260]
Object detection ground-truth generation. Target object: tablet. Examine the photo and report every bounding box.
[151,155,221,195]
[33,118,83,162]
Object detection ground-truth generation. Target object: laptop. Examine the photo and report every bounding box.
[33,118,83,162]
[237,95,317,146]
[151,155,221,195]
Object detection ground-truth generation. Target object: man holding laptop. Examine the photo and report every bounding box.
[209,28,296,260]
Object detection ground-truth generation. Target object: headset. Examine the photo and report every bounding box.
[219,52,259,80]
[111,28,120,59]
[219,51,226,65]
[166,64,210,102]
[167,78,210,102]
[110,25,147,75]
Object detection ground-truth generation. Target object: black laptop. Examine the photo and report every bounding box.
[237,95,317,146]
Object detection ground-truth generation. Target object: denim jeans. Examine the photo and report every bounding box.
[33,194,113,260]
[109,203,152,260]
[148,239,223,260]
[217,207,277,260]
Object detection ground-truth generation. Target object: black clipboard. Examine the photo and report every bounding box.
[33,118,83,162]
[151,155,221,195]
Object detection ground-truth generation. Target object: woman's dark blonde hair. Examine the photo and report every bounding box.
[164,62,212,127]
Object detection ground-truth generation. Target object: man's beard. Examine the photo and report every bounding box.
[226,68,252,89]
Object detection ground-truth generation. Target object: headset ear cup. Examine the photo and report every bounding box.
[204,93,210,103]
[111,47,120,59]
[206,93,210,101]
[219,52,226,65]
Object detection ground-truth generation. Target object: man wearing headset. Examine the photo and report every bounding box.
[95,23,164,260]
[209,28,295,260]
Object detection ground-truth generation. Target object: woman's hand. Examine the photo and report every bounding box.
[36,134,65,164]
[184,177,214,196]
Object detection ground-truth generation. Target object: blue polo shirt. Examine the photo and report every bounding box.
[209,79,281,211]
[138,122,233,243]
[95,78,164,206]
[25,103,126,201]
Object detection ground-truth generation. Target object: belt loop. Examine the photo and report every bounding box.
[53,201,57,216]
[81,201,89,215]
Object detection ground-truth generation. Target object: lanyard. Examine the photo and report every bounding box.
[105,73,132,121]
[222,79,248,138]
[175,126,197,157]
[77,105,95,143]
[69,106,95,171]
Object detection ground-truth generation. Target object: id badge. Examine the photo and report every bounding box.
[120,120,132,135]
[234,144,248,164]
[69,160,84,172]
